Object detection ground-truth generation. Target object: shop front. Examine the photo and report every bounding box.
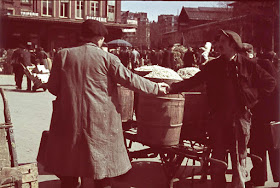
[1,15,137,52]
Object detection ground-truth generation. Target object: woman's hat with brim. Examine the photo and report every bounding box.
[220,29,243,50]
[82,20,108,38]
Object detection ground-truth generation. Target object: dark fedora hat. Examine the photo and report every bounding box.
[220,29,243,50]
[82,20,108,38]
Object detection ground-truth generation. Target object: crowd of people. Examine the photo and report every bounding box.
[107,38,280,77]
[107,43,218,72]
[0,45,62,74]
[0,44,55,90]
[0,19,280,188]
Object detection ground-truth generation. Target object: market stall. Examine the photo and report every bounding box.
[119,65,227,187]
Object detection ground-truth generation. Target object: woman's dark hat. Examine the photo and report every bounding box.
[220,29,243,50]
[82,20,108,38]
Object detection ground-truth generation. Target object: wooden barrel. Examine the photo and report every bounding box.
[137,93,185,146]
[117,85,134,122]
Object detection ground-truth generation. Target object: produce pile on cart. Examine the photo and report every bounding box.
[134,65,183,83]
[135,65,200,81]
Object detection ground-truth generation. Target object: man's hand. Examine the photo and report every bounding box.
[158,82,170,95]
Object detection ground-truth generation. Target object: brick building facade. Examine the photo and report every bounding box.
[149,14,178,49]
[0,0,136,51]
[121,11,150,49]
[158,15,178,34]
[159,4,279,55]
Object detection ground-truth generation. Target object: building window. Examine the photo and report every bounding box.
[90,1,99,17]
[42,0,53,16]
[76,0,84,18]
[107,0,115,22]
[21,0,30,3]
[6,8,15,15]
[60,0,70,18]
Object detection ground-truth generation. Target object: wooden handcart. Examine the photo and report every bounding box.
[123,122,263,188]
[122,119,228,188]
[117,75,262,188]
[0,88,39,188]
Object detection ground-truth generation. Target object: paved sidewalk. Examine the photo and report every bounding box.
[0,74,279,188]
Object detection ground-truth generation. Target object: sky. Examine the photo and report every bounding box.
[121,1,232,22]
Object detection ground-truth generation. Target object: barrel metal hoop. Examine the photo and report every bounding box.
[155,96,185,101]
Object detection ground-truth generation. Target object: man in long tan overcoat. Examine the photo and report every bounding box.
[42,20,169,188]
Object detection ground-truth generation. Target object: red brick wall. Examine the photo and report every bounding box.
[86,1,90,17]
[54,1,59,18]
[101,1,107,19]
[116,0,121,23]
[70,1,76,19]
[37,0,41,16]
[3,1,33,15]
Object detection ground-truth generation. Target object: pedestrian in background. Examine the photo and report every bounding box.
[150,49,157,65]
[119,47,130,69]
[41,20,169,188]
[156,48,164,66]
[11,43,32,90]
[168,29,276,188]
[183,47,197,67]
[3,49,15,74]
[36,47,49,70]
[162,45,174,69]
[130,47,140,70]
[198,42,212,67]
[247,50,280,188]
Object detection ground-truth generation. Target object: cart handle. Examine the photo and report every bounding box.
[207,158,228,169]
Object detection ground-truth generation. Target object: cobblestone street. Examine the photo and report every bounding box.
[0,74,279,188]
